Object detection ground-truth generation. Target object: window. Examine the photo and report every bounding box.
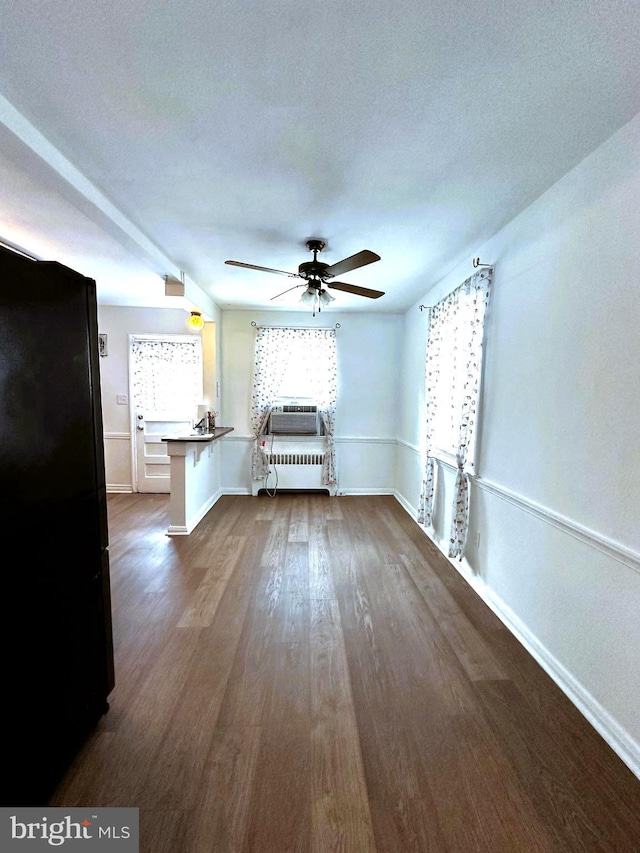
[273,347,324,401]
[131,336,202,415]
[427,285,486,469]
[251,326,338,485]
[253,327,337,406]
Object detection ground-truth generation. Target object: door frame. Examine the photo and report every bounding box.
[128,333,203,493]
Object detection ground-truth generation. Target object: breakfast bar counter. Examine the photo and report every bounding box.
[162,427,234,535]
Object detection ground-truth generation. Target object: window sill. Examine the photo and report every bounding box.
[431,449,477,478]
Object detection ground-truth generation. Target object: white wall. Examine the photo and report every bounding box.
[219,309,403,494]
[98,304,221,491]
[396,111,640,775]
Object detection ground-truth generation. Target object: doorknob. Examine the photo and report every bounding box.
[137,414,144,420]
[137,425,144,431]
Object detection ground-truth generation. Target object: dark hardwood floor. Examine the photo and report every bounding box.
[50,493,640,851]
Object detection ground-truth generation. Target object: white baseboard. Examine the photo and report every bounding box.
[394,490,416,517]
[475,569,640,780]
[106,484,133,493]
[337,487,395,496]
[392,490,640,781]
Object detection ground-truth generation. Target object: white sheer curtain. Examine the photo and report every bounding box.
[131,337,202,413]
[417,267,492,559]
[251,327,338,484]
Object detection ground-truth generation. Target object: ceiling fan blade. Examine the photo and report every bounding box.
[225,260,297,277]
[324,250,381,278]
[327,281,385,299]
[270,283,305,301]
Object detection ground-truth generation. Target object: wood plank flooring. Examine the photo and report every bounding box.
[49,494,640,852]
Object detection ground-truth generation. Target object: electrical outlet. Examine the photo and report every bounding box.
[116,394,128,405]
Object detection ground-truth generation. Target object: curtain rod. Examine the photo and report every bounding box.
[418,259,494,310]
[251,321,341,330]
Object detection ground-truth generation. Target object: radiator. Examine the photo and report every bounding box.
[267,451,324,466]
[252,439,336,495]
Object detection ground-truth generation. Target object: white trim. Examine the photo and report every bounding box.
[338,487,395,496]
[431,448,461,469]
[400,458,640,574]
[224,434,398,445]
[129,333,204,343]
[433,456,458,471]
[335,436,397,445]
[394,489,417,517]
[475,478,640,575]
[392,492,640,781]
[103,431,131,441]
[167,488,223,536]
[397,438,421,456]
[396,442,472,472]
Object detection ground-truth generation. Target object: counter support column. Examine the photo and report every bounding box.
[163,427,234,535]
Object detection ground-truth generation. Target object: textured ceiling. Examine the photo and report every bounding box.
[1,0,640,313]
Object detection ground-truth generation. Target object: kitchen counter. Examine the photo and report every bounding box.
[161,427,234,535]
[163,426,234,443]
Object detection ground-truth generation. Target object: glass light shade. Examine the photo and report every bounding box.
[319,289,335,305]
[187,311,205,331]
[300,288,316,305]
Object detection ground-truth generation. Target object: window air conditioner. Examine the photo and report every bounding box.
[269,404,320,435]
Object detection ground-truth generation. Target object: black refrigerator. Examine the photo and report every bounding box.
[0,245,115,805]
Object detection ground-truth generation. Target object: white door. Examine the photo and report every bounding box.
[135,409,193,493]
[130,335,203,493]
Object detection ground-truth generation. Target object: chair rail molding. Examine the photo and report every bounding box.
[476,477,640,576]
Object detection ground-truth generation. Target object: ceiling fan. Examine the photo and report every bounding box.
[225,239,384,314]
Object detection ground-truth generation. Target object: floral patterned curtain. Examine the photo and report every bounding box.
[131,337,202,414]
[417,267,492,559]
[417,308,437,527]
[251,327,338,483]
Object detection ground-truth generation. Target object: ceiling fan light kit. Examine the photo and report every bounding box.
[225,238,384,313]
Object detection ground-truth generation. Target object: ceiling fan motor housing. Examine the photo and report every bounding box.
[298,260,330,281]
